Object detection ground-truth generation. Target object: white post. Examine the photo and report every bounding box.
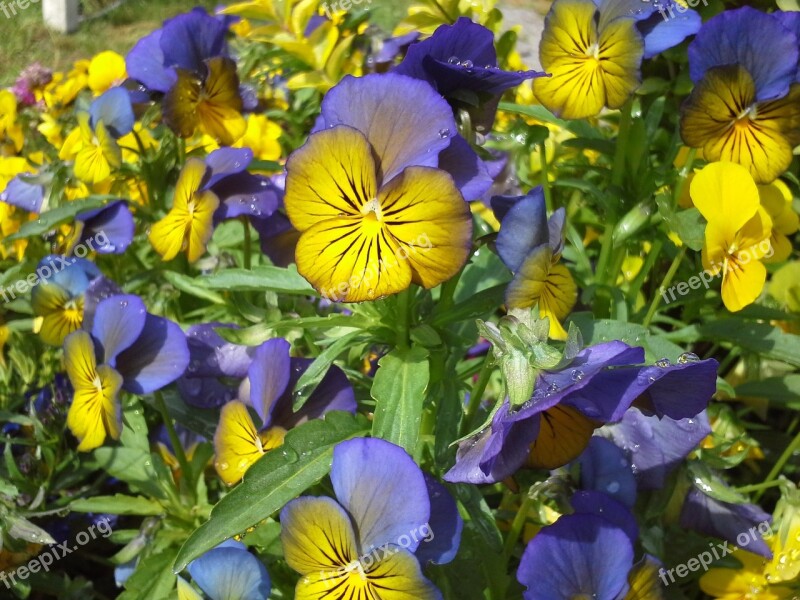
[43,0,80,33]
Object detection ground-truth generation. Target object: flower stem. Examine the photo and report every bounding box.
[539,142,553,213]
[396,288,413,349]
[611,98,633,188]
[736,480,784,495]
[242,217,252,270]
[503,492,534,559]
[155,391,193,494]
[754,428,800,501]
[643,247,686,327]
[461,350,494,437]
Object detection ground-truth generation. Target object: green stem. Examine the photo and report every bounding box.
[611,98,633,188]
[154,391,193,493]
[461,350,494,437]
[242,217,252,270]
[755,428,800,501]
[672,148,697,205]
[396,288,413,350]
[643,247,686,327]
[438,265,464,314]
[595,223,615,286]
[539,142,553,213]
[736,480,784,495]
[503,492,534,559]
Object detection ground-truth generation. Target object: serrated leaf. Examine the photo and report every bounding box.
[371,346,430,455]
[173,411,369,572]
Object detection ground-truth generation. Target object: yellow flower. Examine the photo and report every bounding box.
[43,61,89,112]
[0,319,8,368]
[149,158,220,263]
[700,548,796,600]
[690,162,773,312]
[213,401,286,485]
[118,123,158,163]
[0,90,24,154]
[769,262,800,315]
[59,113,121,184]
[285,126,472,302]
[64,331,123,452]
[758,180,798,263]
[37,113,64,148]
[533,0,643,119]
[234,114,282,162]
[87,51,127,95]
[681,66,800,185]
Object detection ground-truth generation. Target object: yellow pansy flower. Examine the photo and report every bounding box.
[700,547,795,600]
[758,180,798,263]
[0,90,24,154]
[87,51,127,95]
[149,158,220,263]
[234,114,282,162]
[690,162,773,312]
[60,113,121,184]
[533,0,643,119]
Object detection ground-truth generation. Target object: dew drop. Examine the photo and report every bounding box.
[447,56,460,64]
[677,352,700,364]
[460,59,473,68]
[570,369,584,382]
[438,128,450,139]
[606,481,621,493]
[655,358,671,368]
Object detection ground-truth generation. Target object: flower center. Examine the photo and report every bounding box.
[361,198,382,220]
[584,43,601,61]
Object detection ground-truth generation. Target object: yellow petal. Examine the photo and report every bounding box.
[88,51,127,94]
[213,400,266,486]
[690,162,760,231]
[379,166,472,289]
[285,126,378,231]
[721,256,767,313]
[527,405,598,469]
[624,557,665,600]
[177,576,204,600]
[281,496,359,575]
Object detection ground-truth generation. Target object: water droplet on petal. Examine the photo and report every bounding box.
[447,55,460,64]
[677,352,700,364]
[655,358,671,368]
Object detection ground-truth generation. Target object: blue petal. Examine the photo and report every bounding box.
[570,490,638,545]
[205,147,252,188]
[38,255,100,296]
[637,5,701,59]
[125,30,176,93]
[268,358,356,428]
[688,7,799,101]
[252,212,299,268]
[636,358,718,419]
[517,511,634,600]
[81,276,124,333]
[776,11,800,82]
[89,88,135,138]
[415,474,463,565]
[330,438,430,553]
[91,295,147,365]
[436,135,492,202]
[312,73,456,183]
[159,8,229,75]
[116,314,190,394]
[601,408,711,489]
[577,437,637,507]
[493,187,548,272]
[187,542,271,600]
[1,177,45,213]
[247,338,291,426]
[680,486,773,559]
[76,201,135,254]
[212,174,281,222]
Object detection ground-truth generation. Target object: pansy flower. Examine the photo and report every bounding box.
[700,547,796,600]
[126,8,246,144]
[87,51,127,95]
[280,438,462,599]
[150,149,280,263]
[31,256,101,346]
[394,17,543,130]
[179,540,271,600]
[285,73,488,302]
[213,338,356,485]
[446,341,718,484]
[492,187,576,340]
[518,490,663,600]
[690,162,773,312]
[63,294,189,451]
[681,7,800,184]
[534,0,699,120]
[59,87,135,184]
[0,90,24,153]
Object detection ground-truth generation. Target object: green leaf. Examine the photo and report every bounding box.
[735,375,800,409]
[6,197,108,241]
[70,495,165,516]
[371,346,430,455]
[161,271,226,304]
[200,265,316,295]
[674,208,706,251]
[119,547,178,600]
[687,462,748,504]
[173,411,369,572]
[498,102,566,128]
[292,330,365,411]
[697,318,800,367]
[88,448,167,500]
